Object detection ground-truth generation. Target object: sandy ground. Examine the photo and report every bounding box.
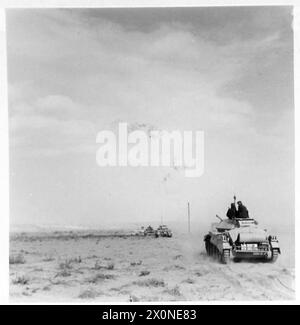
[9,230,295,302]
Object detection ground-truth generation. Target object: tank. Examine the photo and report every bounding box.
[144,225,156,236]
[204,217,280,264]
[155,225,172,238]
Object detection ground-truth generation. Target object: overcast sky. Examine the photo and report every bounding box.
[7,7,294,231]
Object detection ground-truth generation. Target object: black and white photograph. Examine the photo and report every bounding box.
[2,3,296,303]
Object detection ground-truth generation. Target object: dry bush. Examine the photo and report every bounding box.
[133,278,165,288]
[129,295,139,302]
[87,273,115,283]
[94,261,114,270]
[173,254,183,260]
[86,254,98,259]
[9,254,25,265]
[59,259,73,270]
[139,270,150,277]
[107,262,114,270]
[59,257,81,270]
[12,275,29,285]
[164,285,182,296]
[78,289,98,299]
[93,261,102,270]
[195,270,208,277]
[55,269,71,277]
[71,256,82,263]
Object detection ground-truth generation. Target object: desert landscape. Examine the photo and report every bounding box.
[9,227,295,302]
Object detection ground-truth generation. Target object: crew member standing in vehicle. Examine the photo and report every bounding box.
[237,201,249,218]
[226,203,237,219]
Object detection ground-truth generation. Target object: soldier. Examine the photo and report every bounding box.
[237,201,249,218]
[226,203,237,219]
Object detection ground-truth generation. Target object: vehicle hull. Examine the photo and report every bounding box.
[204,218,280,264]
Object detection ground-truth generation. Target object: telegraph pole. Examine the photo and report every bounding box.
[187,202,191,233]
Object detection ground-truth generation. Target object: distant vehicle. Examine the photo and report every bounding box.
[204,216,280,264]
[143,225,156,237]
[155,225,172,238]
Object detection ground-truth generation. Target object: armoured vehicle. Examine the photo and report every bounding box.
[155,225,172,238]
[204,216,280,264]
[144,225,156,237]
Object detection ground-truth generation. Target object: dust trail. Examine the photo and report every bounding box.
[176,231,294,300]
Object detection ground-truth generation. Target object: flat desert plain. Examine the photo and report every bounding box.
[9,228,294,302]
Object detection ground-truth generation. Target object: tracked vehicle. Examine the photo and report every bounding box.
[155,225,172,238]
[144,225,156,237]
[204,217,280,264]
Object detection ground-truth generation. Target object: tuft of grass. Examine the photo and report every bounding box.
[164,285,182,296]
[87,273,115,283]
[173,254,183,260]
[107,262,114,270]
[195,271,205,277]
[86,254,98,259]
[9,254,26,265]
[59,259,73,270]
[139,270,150,277]
[58,257,81,270]
[94,261,114,270]
[55,269,71,277]
[129,295,139,302]
[78,289,98,299]
[12,275,29,285]
[71,256,82,263]
[133,278,165,288]
[93,261,102,270]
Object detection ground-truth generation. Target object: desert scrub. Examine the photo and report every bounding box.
[94,261,114,270]
[9,254,25,265]
[133,278,165,288]
[87,273,115,283]
[173,254,183,260]
[78,288,99,299]
[59,259,73,270]
[107,262,114,270]
[55,269,71,277]
[71,256,82,263]
[58,256,82,270]
[163,285,182,296]
[12,275,29,285]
